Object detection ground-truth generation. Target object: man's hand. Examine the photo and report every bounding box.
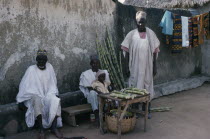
[153,53,157,77]
[153,67,157,77]
[18,102,27,111]
[87,87,93,91]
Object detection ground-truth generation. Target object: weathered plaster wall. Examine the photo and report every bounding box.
[115,3,202,85]
[197,3,210,76]
[0,0,116,104]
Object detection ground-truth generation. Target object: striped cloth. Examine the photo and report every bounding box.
[188,17,193,48]
[204,12,210,39]
[192,16,199,47]
[197,14,205,45]
[171,13,182,53]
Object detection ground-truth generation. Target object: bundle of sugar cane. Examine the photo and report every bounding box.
[96,38,120,89]
[110,92,137,99]
[150,107,172,112]
[112,90,123,94]
[123,88,149,95]
[124,90,145,95]
[110,93,132,99]
[95,29,125,90]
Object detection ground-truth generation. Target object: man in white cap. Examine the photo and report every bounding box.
[16,49,63,139]
[121,11,160,118]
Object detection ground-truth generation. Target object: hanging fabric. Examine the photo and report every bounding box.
[181,16,189,47]
[188,17,193,48]
[171,13,182,53]
[192,16,199,47]
[159,10,174,35]
[197,14,205,45]
[203,12,210,39]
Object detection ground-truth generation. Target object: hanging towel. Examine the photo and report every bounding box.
[188,17,193,48]
[181,16,189,47]
[192,16,199,47]
[159,11,173,35]
[171,13,182,53]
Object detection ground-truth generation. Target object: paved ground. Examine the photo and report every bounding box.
[6,83,210,139]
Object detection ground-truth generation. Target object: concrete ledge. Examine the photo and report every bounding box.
[154,75,210,98]
[0,91,85,115]
[0,91,86,136]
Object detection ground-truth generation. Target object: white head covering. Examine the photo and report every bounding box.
[136,11,147,23]
[95,70,106,80]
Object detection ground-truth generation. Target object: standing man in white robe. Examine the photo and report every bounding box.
[121,11,160,118]
[79,55,110,119]
[16,50,63,139]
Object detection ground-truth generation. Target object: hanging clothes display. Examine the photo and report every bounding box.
[171,13,182,53]
[159,10,210,53]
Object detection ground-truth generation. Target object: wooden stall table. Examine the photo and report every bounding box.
[98,93,150,139]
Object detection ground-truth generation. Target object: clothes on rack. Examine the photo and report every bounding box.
[160,10,210,52]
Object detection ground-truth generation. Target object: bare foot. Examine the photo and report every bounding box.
[38,130,46,139]
[52,129,63,139]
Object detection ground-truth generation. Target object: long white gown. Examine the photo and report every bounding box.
[121,27,160,100]
[16,63,62,128]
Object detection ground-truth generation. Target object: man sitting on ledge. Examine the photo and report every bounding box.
[16,49,63,139]
[79,55,110,119]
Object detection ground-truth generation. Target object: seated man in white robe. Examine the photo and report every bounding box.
[79,55,110,119]
[16,49,63,139]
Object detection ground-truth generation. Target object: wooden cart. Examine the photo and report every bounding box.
[98,93,150,139]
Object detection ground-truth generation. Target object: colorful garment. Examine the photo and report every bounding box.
[188,17,193,48]
[192,16,199,47]
[171,14,182,53]
[197,14,205,45]
[203,12,210,39]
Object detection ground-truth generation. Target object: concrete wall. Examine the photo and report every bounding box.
[0,0,116,104]
[115,3,202,85]
[197,3,210,76]
[0,0,204,105]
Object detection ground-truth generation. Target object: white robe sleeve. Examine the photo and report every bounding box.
[47,64,59,96]
[79,72,91,98]
[121,31,133,51]
[148,28,160,53]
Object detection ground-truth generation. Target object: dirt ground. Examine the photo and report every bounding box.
[6,83,210,139]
